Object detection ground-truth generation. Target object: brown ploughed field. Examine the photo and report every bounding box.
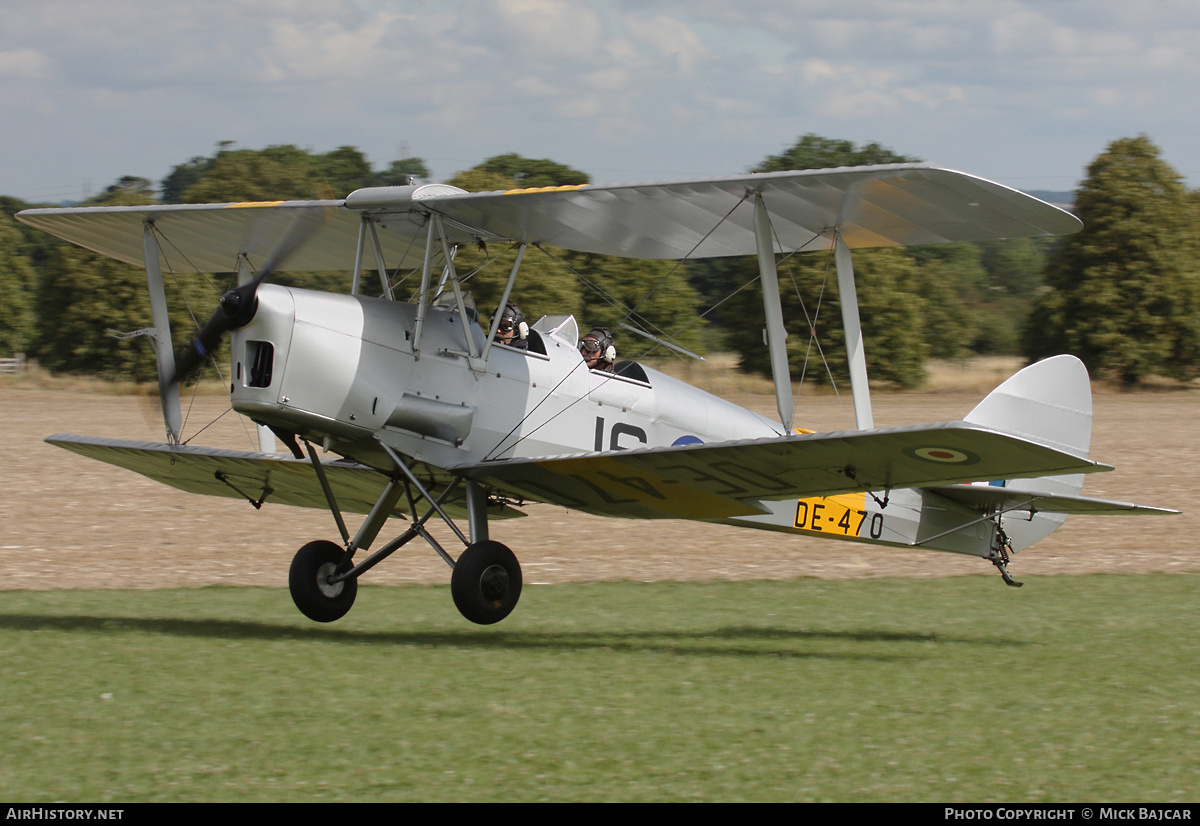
[2,374,1196,591]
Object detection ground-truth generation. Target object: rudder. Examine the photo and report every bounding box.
[961,355,1094,550]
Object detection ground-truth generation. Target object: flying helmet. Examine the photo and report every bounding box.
[496,301,528,342]
[580,326,616,365]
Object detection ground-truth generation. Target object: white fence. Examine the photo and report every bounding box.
[0,354,26,375]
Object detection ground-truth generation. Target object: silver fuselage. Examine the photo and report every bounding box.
[231,285,782,470]
[227,285,1025,559]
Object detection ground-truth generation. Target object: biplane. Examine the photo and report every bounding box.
[16,163,1177,625]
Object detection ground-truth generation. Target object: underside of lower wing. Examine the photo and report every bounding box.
[46,434,525,521]
[460,421,1111,519]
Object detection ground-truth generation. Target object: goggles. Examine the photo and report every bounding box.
[579,339,601,353]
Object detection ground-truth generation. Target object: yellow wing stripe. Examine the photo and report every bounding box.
[532,456,758,519]
[503,185,588,196]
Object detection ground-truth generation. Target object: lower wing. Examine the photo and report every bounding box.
[458,421,1113,519]
[46,434,525,520]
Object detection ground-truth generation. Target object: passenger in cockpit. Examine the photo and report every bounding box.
[493,301,529,350]
[579,327,616,372]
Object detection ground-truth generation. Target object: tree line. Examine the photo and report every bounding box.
[2,134,1197,387]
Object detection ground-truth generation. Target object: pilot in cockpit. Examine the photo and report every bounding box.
[579,327,616,372]
[493,301,529,350]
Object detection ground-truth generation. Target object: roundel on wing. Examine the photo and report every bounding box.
[672,435,703,446]
[902,445,980,465]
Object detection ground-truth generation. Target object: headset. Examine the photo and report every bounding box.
[497,301,528,342]
[580,327,616,364]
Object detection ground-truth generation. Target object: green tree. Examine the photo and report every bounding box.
[182,144,319,202]
[907,254,975,360]
[33,246,157,379]
[84,176,158,206]
[723,248,927,387]
[372,157,431,186]
[446,168,520,193]
[161,156,212,203]
[1025,136,1200,384]
[753,133,920,173]
[0,217,36,356]
[309,146,373,198]
[473,154,590,188]
[979,237,1052,301]
[169,143,431,203]
[31,241,228,382]
[560,253,707,358]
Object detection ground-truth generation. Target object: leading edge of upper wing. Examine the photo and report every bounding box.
[456,421,1109,520]
[379,164,1082,260]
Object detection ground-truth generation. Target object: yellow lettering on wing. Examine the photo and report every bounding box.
[223,201,286,208]
[503,185,587,195]
[793,492,869,536]
[533,456,759,519]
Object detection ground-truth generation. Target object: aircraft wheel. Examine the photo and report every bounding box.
[289,540,357,623]
[451,541,522,625]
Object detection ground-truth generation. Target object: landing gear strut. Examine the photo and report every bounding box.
[287,439,522,625]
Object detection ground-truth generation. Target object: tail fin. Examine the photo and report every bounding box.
[962,355,1093,550]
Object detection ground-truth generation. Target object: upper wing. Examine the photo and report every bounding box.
[18,165,1081,273]
[360,164,1082,259]
[47,434,525,521]
[14,199,431,273]
[458,421,1110,520]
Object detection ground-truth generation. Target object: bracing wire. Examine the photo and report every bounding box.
[625,192,753,318]
[482,357,591,461]
[756,215,854,430]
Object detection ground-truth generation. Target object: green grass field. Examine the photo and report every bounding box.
[1,574,1196,802]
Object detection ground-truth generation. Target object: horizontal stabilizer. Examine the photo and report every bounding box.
[931,484,1180,516]
[46,434,524,520]
[462,420,1110,520]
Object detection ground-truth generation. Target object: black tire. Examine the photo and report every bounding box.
[451,541,522,625]
[289,540,357,623]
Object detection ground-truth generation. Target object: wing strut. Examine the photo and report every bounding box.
[367,220,395,300]
[412,216,437,357]
[754,199,873,432]
[142,223,182,445]
[835,234,873,429]
[481,242,527,364]
[753,194,794,432]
